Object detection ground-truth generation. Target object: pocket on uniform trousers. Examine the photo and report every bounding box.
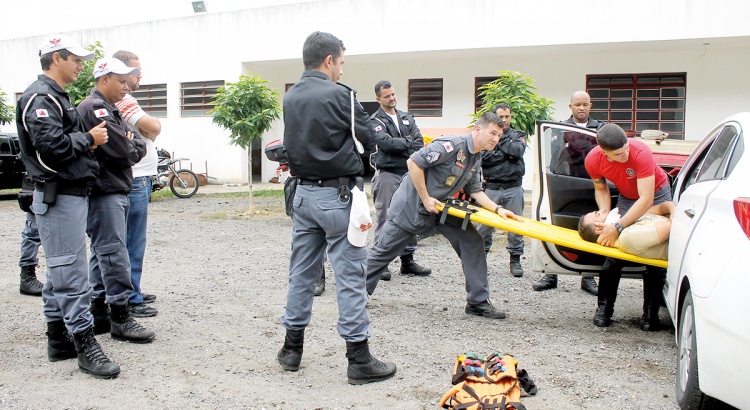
[94,242,125,268]
[31,202,50,240]
[46,253,76,289]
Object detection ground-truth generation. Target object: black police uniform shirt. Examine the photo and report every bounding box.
[77,88,147,196]
[16,75,99,187]
[481,127,527,190]
[283,70,374,181]
[387,133,482,233]
[369,107,424,175]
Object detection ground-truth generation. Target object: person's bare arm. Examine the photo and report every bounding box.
[598,175,654,246]
[135,114,161,141]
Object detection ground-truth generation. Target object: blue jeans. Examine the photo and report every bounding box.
[127,177,151,304]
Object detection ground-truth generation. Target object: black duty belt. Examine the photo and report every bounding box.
[297,178,342,188]
[34,181,92,197]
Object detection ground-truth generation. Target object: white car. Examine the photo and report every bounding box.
[665,112,750,410]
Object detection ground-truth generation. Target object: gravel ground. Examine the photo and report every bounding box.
[0,191,680,409]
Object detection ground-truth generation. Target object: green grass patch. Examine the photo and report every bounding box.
[197,189,284,198]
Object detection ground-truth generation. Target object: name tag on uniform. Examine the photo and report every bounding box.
[95,109,110,118]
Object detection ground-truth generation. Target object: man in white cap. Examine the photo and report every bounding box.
[16,34,117,378]
[77,57,154,346]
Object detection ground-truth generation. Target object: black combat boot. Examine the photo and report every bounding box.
[19,265,43,296]
[399,254,431,276]
[532,274,557,291]
[277,328,304,371]
[73,327,120,379]
[314,271,325,296]
[640,267,666,331]
[345,340,397,385]
[593,259,621,327]
[509,254,524,277]
[46,320,77,362]
[110,303,155,343]
[90,298,111,335]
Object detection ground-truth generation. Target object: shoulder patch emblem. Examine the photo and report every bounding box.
[426,152,440,163]
[456,149,465,162]
[402,119,410,125]
[442,141,454,153]
[94,109,109,118]
[375,125,383,132]
[35,109,49,118]
[626,168,636,178]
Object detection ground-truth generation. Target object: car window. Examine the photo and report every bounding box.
[695,125,738,183]
[0,135,11,155]
[725,131,744,176]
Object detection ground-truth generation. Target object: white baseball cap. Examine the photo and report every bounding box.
[38,34,94,60]
[93,58,141,79]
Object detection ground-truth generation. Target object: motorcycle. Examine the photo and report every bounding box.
[151,148,200,198]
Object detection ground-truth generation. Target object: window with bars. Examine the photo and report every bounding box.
[180,80,224,117]
[131,83,167,118]
[408,78,443,117]
[587,73,686,140]
[474,76,498,113]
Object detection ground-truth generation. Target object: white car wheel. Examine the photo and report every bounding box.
[676,292,720,409]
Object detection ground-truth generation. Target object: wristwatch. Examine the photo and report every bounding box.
[495,204,503,214]
[614,222,624,234]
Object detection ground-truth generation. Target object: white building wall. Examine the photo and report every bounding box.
[2,0,750,184]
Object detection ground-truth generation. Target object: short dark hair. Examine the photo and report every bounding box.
[112,50,139,67]
[577,214,599,243]
[597,123,628,150]
[476,111,504,129]
[493,102,511,113]
[40,49,73,71]
[374,80,392,97]
[302,31,345,70]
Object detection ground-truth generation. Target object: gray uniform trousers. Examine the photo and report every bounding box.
[280,185,370,342]
[87,193,134,305]
[32,191,93,334]
[366,218,490,305]
[371,170,416,256]
[476,185,525,255]
[19,211,41,267]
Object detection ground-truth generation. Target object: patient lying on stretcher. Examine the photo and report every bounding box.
[577,201,676,261]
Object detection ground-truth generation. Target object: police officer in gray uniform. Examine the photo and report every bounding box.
[277,31,396,385]
[366,112,521,319]
[16,34,119,378]
[369,80,431,280]
[78,58,153,345]
[476,103,527,277]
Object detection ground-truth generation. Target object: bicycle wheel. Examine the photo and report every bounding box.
[169,169,199,198]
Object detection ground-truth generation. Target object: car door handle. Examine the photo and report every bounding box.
[684,209,695,218]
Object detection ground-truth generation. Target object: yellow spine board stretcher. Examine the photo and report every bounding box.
[435,201,668,268]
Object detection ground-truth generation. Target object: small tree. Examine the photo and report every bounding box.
[210,73,281,213]
[471,70,555,137]
[66,41,106,106]
[0,86,13,125]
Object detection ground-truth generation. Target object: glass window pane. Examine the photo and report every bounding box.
[590,111,608,121]
[615,122,633,130]
[661,100,685,109]
[636,111,659,121]
[636,122,659,131]
[636,89,659,98]
[660,123,685,133]
[638,77,660,84]
[588,89,609,99]
[697,126,739,181]
[637,100,659,110]
[611,89,633,98]
[611,100,633,110]
[662,76,685,83]
[660,111,685,121]
[588,79,610,85]
[611,111,632,121]
[592,100,609,110]
[661,88,685,98]
[611,78,633,84]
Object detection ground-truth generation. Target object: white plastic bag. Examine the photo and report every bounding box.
[347,186,372,247]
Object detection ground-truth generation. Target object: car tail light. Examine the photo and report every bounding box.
[735,197,750,240]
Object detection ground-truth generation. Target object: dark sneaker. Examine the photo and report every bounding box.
[532,274,558,291]
[509,255,524,278]
[581,277,599,296]
[465,300,507,319]
[142,293,157,304]
[129,303,158,318]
